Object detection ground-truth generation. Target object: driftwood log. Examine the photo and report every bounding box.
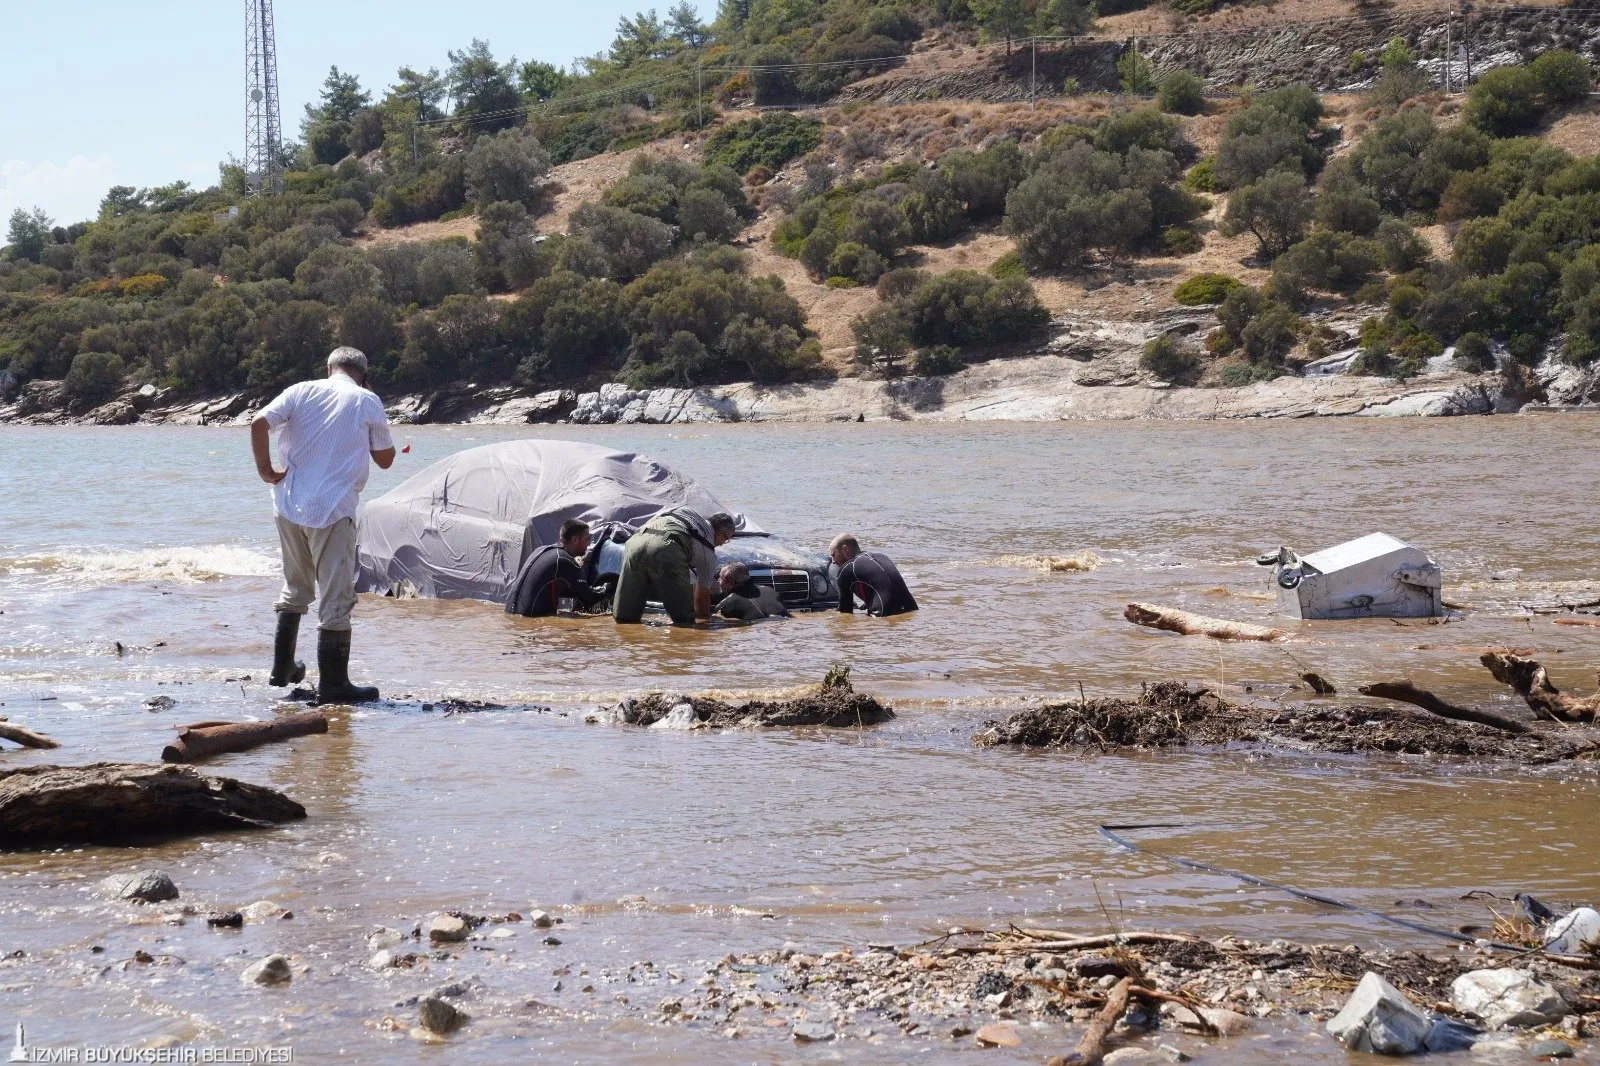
[1357,680,1530,734]
[1049,976,1133,1066]
[161,711,327,763]
[0,721,61,749]
[0,762,305,847]
[1124,603,1284,642]
[1480,653,1600,723]
[1551,616,1600,629]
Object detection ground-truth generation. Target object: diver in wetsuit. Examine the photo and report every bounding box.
[505,519,605,617]
[830,534,918,617]
[714,562,790,621]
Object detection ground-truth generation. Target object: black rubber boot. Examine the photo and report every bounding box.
[268,611,306,687]
[316,629,379,704]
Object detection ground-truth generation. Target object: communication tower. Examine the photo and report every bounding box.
[244,0,283,193]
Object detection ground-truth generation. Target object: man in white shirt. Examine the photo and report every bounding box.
[251,346,395,703]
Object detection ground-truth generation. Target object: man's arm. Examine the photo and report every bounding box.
[694,586,713,622]
[250,417,285,485]
[837,562,855,613]
[367,404,396,469]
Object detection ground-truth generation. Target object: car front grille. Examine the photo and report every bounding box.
[760,569,814,606]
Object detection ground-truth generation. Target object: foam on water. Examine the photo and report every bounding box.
[0,544,278,585]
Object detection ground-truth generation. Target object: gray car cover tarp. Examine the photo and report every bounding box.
[355,439,755,601]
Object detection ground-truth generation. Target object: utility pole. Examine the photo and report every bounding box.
[1462,2,1473,86]
[1030,37,1037,110]
[412,89,422,167]
[1444,18,1452,94]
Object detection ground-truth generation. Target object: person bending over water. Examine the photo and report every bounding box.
[506,519,606,617]
[613,507,736,626]
[830,534,918,617]
[251,346,394,703]
[714,562,790,621]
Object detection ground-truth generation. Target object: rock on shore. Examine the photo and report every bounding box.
[0,762,306,847]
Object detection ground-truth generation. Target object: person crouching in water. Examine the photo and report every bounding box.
[505,519,605,617]
[612,507,736,626]
[831,534,918,617]
[251,346,394,703]
[714,562,790,621]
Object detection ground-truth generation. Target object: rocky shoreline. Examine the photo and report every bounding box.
[6,351,1598,430]
[5,304,1600,428]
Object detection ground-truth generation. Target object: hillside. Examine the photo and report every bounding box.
[3,0,1600,424]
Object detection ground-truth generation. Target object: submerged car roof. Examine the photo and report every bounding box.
[356,439,760,601]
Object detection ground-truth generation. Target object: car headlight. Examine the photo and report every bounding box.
[812,572,830,596]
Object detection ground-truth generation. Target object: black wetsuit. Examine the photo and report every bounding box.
[716,580,790,620]
[837,552,918,617]
[505,545,603,617]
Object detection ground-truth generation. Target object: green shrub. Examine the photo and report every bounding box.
[1222,170,1313,257]
[850,304,912,377]
[1217,361,1255,386]
[1266,231,1379,307]
[703,114,823,175]
[898,270,1050,348]
[1161,227,1203,255]
[1173,272,1241,306]
[1183,156,1218,192]
[1140,334,1200,383]
[988,250,1025,279]
[824,276,858,288]
[1240,301,1301,364]
[620,253,820,387]
[1530,50,1592,107]
[464,127,551,208]
[912,343,966,376]
[1452,331,1493,372]
[1004,140,1201,271]
[1374,218,1429,273]
[1157,70,1206,116]
[62,351,125,407]
[1465,66,1541,136]
[827,241,887,284]
[1214,84,1324,189]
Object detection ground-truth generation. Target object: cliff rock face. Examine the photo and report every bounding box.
[844,6,1600,104]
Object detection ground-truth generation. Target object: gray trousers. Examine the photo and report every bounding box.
[273,515,358,631]
[612,530,697,626]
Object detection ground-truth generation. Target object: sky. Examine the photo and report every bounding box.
[0,0,707,228]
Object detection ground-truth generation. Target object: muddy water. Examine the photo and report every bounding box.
[2,418,1598,1063]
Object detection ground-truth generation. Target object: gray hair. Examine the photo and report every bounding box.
[719,562,749,584]
[327,346,368,374]
[709,512,737,537]
[830,533,860,556]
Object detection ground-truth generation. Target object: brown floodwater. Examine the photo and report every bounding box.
[1,417,1598,1063]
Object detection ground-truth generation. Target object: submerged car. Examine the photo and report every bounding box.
[355,439,836,609]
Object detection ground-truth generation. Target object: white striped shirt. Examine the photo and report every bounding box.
[260,374,393,529]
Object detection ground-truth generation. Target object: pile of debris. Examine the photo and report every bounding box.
[688,916,1599,1059]
[589,680,894,730]
[974,682,1599,763]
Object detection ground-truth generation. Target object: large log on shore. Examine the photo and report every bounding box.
[1357,680,1531,734]
[0,762,305,847]
[0,721,61,749]
[161,711,327,763]
[1480,653,1600,723]
[1124,603,1284,642]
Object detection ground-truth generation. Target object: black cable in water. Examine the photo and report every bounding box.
[1097,823,1523,951]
